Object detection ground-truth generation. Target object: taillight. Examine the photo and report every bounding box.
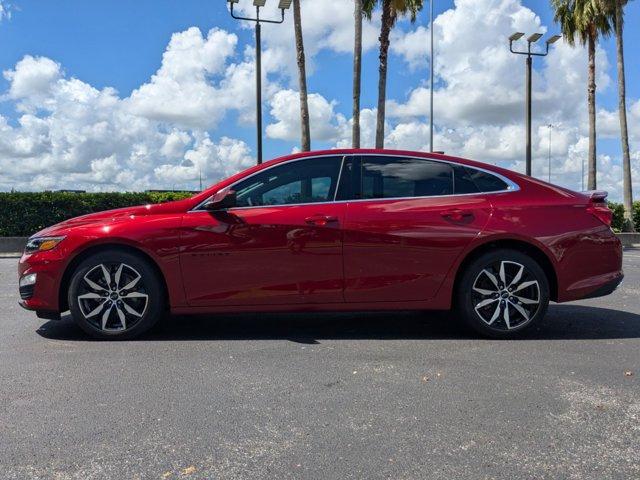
[585,190,612,227]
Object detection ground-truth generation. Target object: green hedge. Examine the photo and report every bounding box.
[608,201,640,232]
[0,191,638,237]
[0,191,193,236]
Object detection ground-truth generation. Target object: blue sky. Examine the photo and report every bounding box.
[0,0,638,197]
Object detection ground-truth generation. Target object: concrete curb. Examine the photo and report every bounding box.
[617,233,640,248]
[1,234,639,255]
[0,237,27,254]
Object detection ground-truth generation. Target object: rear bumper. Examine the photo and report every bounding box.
[573,272,624,300]
[556,227,624,302]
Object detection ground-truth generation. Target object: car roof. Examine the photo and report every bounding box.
[189,148,574,206]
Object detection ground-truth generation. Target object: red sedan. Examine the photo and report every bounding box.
[18,149,623,339]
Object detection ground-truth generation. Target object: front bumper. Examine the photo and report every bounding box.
[18,250,68,313]
[18,299,61,320]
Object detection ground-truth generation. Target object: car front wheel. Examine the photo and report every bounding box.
[68,249,164,339]
[456,249,550,338]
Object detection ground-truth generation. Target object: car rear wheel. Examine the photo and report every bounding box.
[456,249,549,338]
[68,250,164,340]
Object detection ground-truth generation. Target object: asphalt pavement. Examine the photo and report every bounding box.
[1,253,639,479]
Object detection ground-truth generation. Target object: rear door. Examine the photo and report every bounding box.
[341,155,494,303]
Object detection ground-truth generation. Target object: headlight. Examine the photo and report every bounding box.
[24,236,66,254]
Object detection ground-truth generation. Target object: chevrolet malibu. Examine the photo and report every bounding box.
[18,149,623,339]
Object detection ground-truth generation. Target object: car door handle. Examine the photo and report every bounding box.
[305,214,338,226]
[441,209,473,222]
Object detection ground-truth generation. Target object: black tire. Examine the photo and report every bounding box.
[455,249,549,338]
[68,249,165,340]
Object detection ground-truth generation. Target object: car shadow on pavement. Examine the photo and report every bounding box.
[36,304,640,342]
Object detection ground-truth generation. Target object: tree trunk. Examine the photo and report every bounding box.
[375,0,393,149]
[293,0,311,152]
[615,1,634,231]
[352,0,363,149]
[587,29,597,190]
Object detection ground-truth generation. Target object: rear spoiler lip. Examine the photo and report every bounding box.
[582,190,608,202]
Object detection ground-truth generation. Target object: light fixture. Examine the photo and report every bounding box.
[253,0,266,6]
[508,32,524,42]
[527,33,543,43]
[278,0,292,8]
[546,34,562,44]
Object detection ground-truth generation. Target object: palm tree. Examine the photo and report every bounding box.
[600,0,634,231]
[352,0,363,148]
[293,0,311,151]
[552,0,611,190]
[365,0,424,148]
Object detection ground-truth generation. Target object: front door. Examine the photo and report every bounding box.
[180,156,346,306]
[341,155,492,303]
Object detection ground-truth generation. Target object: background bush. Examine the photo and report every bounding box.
[609,201,640,233]
[0,191,192,236]
[0,191,638,237]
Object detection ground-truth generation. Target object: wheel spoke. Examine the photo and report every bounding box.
[513,280,537,293]
[100,264,111,286]
[508,264,524,288]
[122,300,143,318]
[84,275,106,292]
[488,303,501,324]
[499,261,506,285]
[121,291,148,299]
[481,269,499,288]
[475,297,499,309]
[101,305,112,330]
[114,264,124,289]
[78,292,102,300]
[85,300,106,318]
[503,302,511,329]
[115,305,126,330]
[473,286,498,296]
[509,300,530,322]
[122,274,141,291]
[513,295,538,305]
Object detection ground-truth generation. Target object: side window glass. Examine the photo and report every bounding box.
[464,167,509,192]
[360,156,453,199]
[234,156,343,207]
[453,166,480,194]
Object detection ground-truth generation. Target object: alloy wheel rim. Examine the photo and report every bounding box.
[77,263,148,332]
[471,260,540,331]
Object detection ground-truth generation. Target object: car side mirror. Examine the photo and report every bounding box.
[204,189,237,210]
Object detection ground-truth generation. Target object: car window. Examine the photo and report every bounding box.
[233,156,343,207]
[453,166,480,194]
[336,156,356,201]
[360,156,453,199]
[463,167,509,192]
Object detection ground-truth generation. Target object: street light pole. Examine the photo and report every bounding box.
[429,0,434,152]
[547,123,553,183]
[256,16,262,164]
[509,32,560,177]
[227,0,291,165]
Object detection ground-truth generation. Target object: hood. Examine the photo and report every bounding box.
[31,198,192,238]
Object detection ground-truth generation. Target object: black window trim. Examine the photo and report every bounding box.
[190,153,520,211]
